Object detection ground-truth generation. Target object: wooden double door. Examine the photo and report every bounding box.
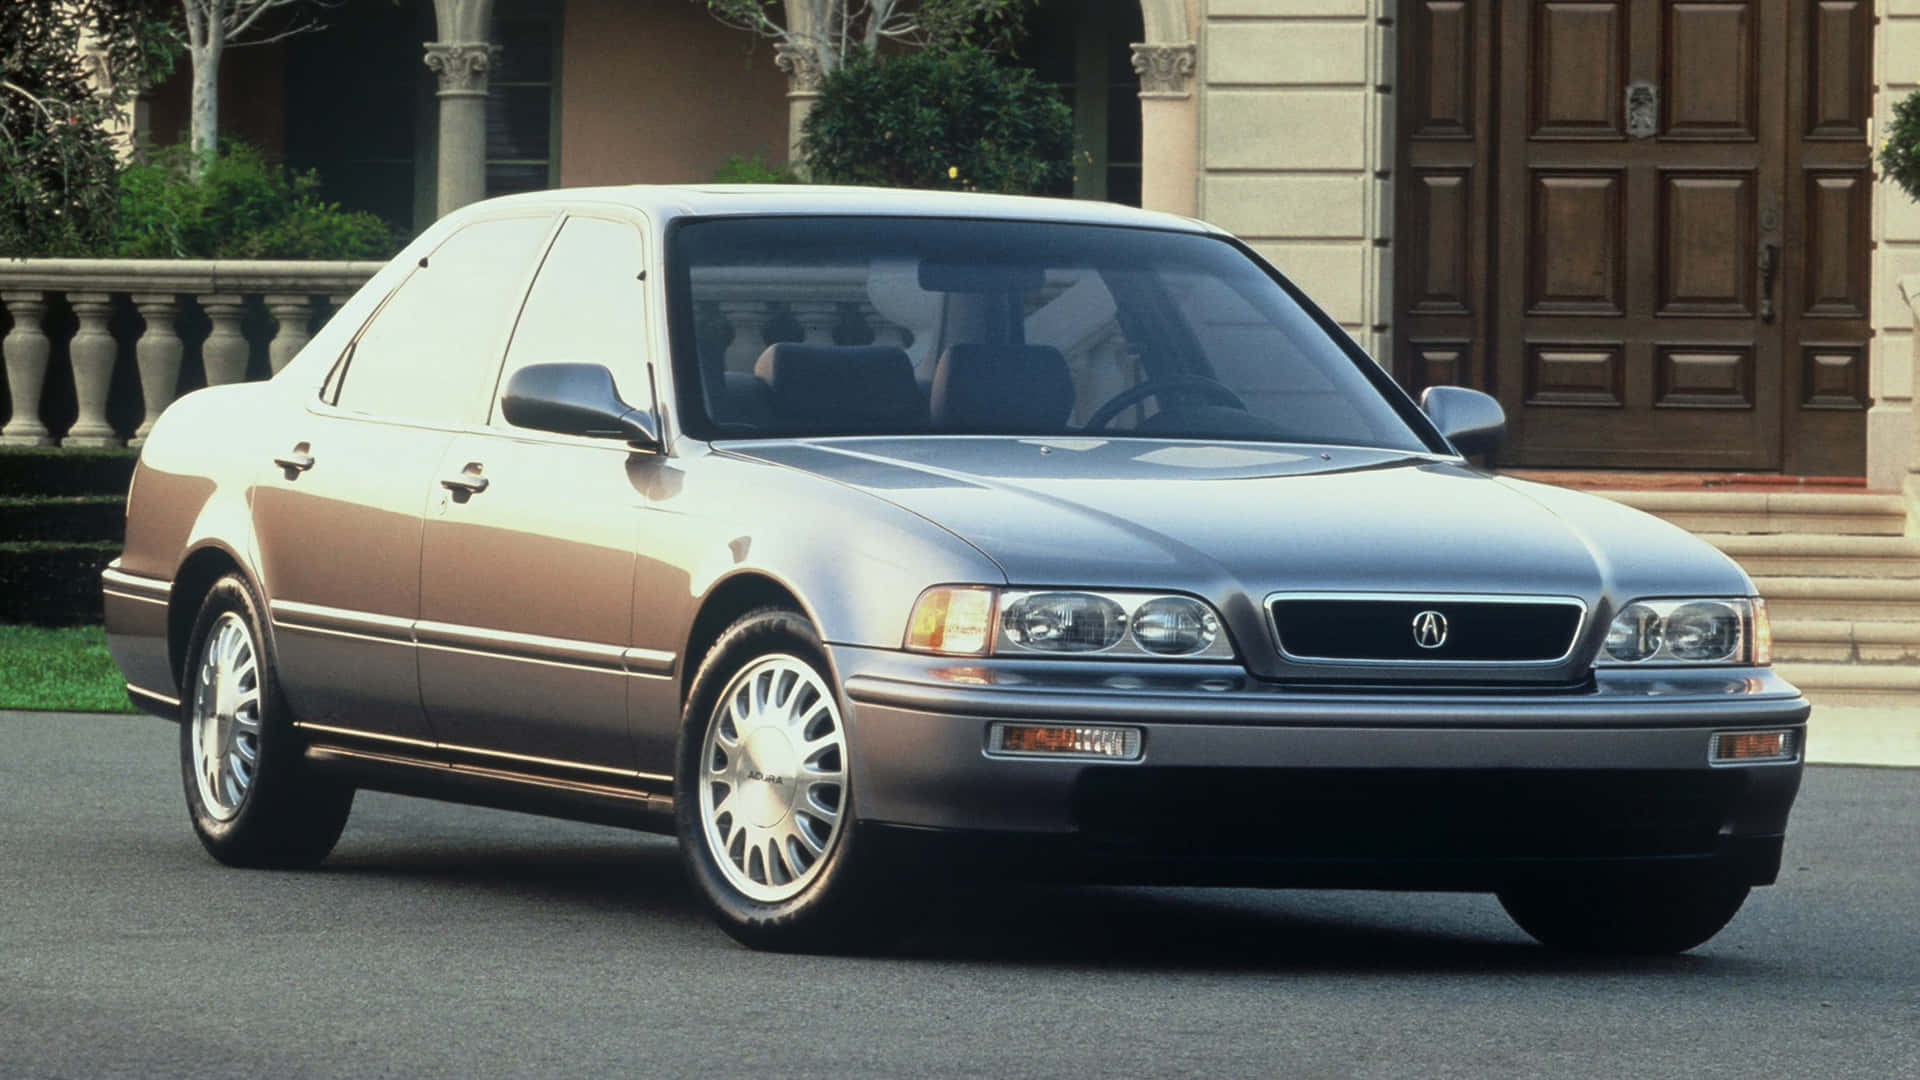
[1395,0,1871,473]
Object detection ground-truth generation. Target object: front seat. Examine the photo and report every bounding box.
[929,344,1074,433]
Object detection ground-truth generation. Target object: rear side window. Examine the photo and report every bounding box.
[334,215,552,425]
[493,215,650,427]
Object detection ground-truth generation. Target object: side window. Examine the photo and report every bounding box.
[494,215,649,426]
[334,215,552,425]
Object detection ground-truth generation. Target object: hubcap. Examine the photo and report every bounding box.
[698,654,848,903]
[189,612,263,821]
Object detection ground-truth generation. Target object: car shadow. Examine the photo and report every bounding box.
[313,834,1763,976]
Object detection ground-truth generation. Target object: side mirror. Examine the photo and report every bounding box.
[1420,385,1505,457]
[501,363,660,450]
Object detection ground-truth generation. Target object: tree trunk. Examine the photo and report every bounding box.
[188,40,221,169]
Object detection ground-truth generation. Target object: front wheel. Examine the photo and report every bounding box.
[1497,870,1752,955]
[675,608,894,952]
[180,573,353,868]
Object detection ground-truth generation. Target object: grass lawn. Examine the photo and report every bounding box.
[0,624,139,713]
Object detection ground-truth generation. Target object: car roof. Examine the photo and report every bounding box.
[468,184,1223,235]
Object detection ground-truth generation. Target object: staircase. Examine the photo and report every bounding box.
[1592,486,1920,765]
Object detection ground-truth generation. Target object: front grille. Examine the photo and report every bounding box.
[1072,768,1744,860]
[1269,596,1584,663]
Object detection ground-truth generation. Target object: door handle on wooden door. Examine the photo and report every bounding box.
[1758,241,1779,323]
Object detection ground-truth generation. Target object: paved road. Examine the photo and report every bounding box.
[2,711,1915,1079]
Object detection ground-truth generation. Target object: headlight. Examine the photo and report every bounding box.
[1002,592,1126,652]
[905,587,1235,660]
[1596,597,1766,666]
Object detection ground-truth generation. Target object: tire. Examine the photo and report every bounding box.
[1497,869,1752,955]
[674,607,893,952]
[179,573,353,868]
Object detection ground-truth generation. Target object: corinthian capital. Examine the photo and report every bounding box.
[775,42,826,96]
[1130,42,1197,99]
[424,41,498,95]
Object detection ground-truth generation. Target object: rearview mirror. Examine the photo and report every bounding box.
[1420,385,1505,457]
[501,363,660,450]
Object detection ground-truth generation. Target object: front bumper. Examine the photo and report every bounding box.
[832,646,1808,888]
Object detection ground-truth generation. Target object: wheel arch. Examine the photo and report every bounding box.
[678,570,815,707]
[167,542,261,689]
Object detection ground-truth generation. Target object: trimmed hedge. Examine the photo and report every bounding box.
[0,447,137,497]
[0,541,118,625]
[0,448,132,625]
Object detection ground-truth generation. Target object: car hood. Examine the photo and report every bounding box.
[725,436,1748,597]
[721,436,1752,681]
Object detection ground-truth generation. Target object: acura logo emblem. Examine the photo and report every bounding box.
[1412,610,1449,649]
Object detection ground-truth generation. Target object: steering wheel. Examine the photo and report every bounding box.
[1082,376,1248,430]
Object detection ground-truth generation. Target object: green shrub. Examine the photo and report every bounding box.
[800,45,1072,195]
[1881,89,1920,205]
[713,150,802,184]
[112,142,395,259]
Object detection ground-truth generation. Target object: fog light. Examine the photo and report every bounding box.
[988,722,1143,760]
[1710,729,1796,763]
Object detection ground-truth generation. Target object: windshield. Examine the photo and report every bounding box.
[665,216,1436,452]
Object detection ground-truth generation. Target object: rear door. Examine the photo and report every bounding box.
[416,213,660,777]
[253,213,554,744]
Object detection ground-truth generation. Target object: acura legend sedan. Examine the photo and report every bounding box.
[103,186,1808,954]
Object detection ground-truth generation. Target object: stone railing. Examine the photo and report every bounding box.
[0,260,383,447]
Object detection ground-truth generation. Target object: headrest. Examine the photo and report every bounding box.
[930,344,1074,433]
[754,343,926,432]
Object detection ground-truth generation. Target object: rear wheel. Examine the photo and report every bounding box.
[180,574,353,868]
[675,608,894,952]
[1497,870,1751,955]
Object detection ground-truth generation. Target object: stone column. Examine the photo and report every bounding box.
[266,294,314,373]
[1900,276,1920,530]
[65,293,120,447]
[1132,42,1199,217]
[425,41,495,217]
[0,292,54,447]
[199,294,250,386]
[131,294,183,444]
[776,43,825,176]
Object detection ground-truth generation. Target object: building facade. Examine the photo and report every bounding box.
[141,0,1912,482]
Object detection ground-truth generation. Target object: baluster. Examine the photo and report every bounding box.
[861,304,910,349]
[199,293,249,386]
[0,291,54,446]
[64,292,120,447]
[718,301,771,373]
[130,294,183,444]
[789,300,840,345]
[266,293,314,373]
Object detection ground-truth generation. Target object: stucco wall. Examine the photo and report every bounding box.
[1873,0,1920,489]
[1196,0,1391,360]
[558,0,790,187]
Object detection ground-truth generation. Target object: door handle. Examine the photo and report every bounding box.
[440,466,489,499]
[1758,241,1779,323]
[274,444,315,476]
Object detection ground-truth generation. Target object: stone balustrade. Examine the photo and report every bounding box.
[0,260,382,447]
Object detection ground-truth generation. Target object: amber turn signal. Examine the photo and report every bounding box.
[987,722,1143,760]
[1710,729,1796,763]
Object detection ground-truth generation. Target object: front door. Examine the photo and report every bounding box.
[1396,0,1871,473]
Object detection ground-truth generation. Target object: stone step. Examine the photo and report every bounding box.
[1709,533,1920,577]
[1599,490,1908,536]
[1769,618,1920,663]
[1775,661,1920,709]
[1751,576,1920,621]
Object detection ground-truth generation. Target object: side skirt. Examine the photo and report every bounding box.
[301,740,678,835]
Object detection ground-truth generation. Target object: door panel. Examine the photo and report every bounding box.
[252,415,450,743]
[417,435,641,772]
[1395,0,1869,473]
